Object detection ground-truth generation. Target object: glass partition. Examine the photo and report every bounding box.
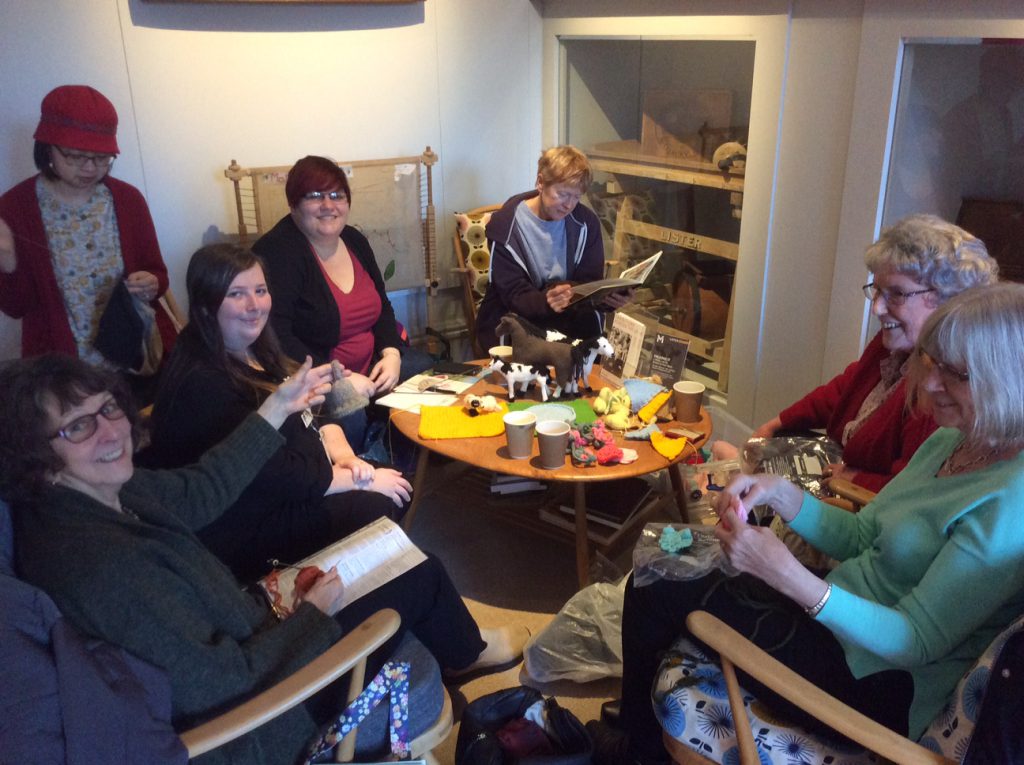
[561,37,755,395]
[885,40,1024,282]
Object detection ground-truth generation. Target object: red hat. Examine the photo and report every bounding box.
[34,85,119,155]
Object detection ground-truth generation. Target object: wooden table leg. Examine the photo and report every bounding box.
[669,462,690,523]
[574,482,591,588]
[401,447,432,532]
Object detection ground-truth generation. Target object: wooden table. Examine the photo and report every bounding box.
[391,371,712,587]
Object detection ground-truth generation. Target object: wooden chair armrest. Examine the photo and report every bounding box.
[685,611,953,765]
[180,608,401,758]
[827,478,876,510]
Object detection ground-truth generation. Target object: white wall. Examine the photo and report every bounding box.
[0,0,543,359]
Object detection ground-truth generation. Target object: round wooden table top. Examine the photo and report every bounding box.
[389,370,712,481]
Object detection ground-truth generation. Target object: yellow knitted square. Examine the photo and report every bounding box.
[418,402,509,439]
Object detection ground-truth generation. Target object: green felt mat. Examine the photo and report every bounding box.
[507,398,597,424]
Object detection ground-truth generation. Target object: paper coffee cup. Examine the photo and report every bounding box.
[536,420,570,469]
[673,380,705,423]
[503,411,537,459]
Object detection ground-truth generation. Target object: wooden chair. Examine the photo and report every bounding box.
[452,204,501,357]
[668,610,953,765]
[181,607,452,763]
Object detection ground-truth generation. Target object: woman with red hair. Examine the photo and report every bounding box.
[252,155,432,450]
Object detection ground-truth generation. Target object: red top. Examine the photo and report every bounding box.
[314,250,381,375]
[778,332,937,492]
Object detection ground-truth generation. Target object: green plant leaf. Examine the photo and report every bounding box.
[383,259,396,281]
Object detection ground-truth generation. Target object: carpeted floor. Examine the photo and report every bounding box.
[404,457,669,764]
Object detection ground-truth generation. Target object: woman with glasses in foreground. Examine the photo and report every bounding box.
[593,282,1024,765]
[723,214,997,492]
[252,155,433,451]
[1,354,528,764]
[0,85,175,400]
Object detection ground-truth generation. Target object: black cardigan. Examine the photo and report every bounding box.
[253,215,403,366]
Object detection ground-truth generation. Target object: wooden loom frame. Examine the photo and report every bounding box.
[224,147,440,298]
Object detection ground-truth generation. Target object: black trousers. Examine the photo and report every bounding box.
[334,552,486,674]
[620,570,914,761]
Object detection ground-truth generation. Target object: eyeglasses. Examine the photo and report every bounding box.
[53,146,116,169]
[302,190,348,203]
[550,188,583,205]
[862,283,934,306]
[919,348,970,384]
[50,398,127,443]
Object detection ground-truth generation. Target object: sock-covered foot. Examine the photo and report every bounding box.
[445,624,530,680]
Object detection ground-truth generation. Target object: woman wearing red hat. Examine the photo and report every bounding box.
[0,85,175,400]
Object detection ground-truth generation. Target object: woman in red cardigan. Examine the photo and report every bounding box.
[750,215,998,491]
[0,85,174,401]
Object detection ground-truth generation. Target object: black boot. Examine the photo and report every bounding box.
[587,719,672,765]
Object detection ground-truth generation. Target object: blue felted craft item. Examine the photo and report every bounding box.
[625,423,659,441]
[659,526,693,553]
[623,379,666,410]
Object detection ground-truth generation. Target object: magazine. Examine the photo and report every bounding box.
[259,517,427,619]
[648,330,690,384]
[568,251,662,305]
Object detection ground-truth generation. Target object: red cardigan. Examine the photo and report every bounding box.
[778,332,937,492]
[0,175,174,359]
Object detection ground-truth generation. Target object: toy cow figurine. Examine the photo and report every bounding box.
[483,356,550,402]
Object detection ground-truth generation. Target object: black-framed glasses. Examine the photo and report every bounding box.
[50,398,127,443]
[862,283,934,306]
[53,146,116,169]
[919,348,970,384]
[302,190,347,203]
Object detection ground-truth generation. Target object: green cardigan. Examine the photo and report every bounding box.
[14,413,344,765]
[790,427,1024,738]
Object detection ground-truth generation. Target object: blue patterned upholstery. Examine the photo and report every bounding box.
[655,614,1024,765]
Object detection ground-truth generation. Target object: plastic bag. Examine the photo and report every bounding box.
[741,436,843,497]
[633,522,737,587]
[522,578,626,683]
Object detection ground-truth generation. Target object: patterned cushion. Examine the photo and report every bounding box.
[917,614,1024,761]
[653,637,879,764]
[454,211,493,300]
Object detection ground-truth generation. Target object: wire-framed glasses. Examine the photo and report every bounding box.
[919,348,970,384]
[53,146,116,169]
[862,283,934,306]
[49,398,127,443]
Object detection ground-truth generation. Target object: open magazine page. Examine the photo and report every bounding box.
[618,250,662,282]
[568,251,662,305]
[375,371,480,413]
[259,517,427,618]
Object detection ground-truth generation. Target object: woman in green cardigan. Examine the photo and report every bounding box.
[0,355,526,765]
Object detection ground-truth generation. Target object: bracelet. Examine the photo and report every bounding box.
[381,348,401,358]
[806,583,832,618]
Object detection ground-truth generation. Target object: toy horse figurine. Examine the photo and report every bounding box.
[540,329,614,395]
[483,356,550,402]
[495,313,577,399]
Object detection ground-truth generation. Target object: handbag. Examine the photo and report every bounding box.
[455,686,593,765]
